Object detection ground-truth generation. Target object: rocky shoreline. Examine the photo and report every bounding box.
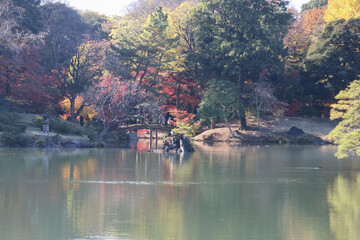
[193,117,336,145]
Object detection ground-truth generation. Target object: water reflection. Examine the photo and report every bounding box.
[0,146,359,239]
[328,174,360,240]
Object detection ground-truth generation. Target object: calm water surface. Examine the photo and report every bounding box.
[0,144,359,240]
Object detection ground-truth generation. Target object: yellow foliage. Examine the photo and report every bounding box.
[167,1,198,73]
[324,0,360,22]
[59,96,96,121]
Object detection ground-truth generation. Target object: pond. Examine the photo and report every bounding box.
[0,144,359,240]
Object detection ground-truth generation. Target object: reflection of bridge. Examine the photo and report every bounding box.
[118,124,173,149]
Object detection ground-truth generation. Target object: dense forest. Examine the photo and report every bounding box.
[0,0,360,155]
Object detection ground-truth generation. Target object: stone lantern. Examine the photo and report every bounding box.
[42,113,50,136]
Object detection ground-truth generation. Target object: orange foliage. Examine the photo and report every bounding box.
[166,108,195,125]
[284,6,327,58]
[59,96,96,121]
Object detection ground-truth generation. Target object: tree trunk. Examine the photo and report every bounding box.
[176,82,181,109]
[238,73,247,130]
[224,116,236,138]
[97,125,111,140]
[5,82,11,96]
[96,122,118,140]
[210,118,215,129]
[255,92,261,130]
[239,108,247,130]
[70,98,76,123]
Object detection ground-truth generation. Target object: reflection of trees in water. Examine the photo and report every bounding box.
[0,147,347,240]
[328,174,360,240]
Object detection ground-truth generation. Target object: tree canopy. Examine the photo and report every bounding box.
[303,18,360,98]
[324,0,360,22]
[329,80,360,158]
[190,0,292,129]
[301,0,328,12]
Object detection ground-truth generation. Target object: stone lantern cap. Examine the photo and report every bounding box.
[42,113,50,123]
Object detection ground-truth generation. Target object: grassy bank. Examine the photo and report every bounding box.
[0,110,96,148]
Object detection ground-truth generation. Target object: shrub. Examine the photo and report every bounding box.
[0,111,13,125]
[0,128,33,147]
[35,118,85,136]
[51,119,83,135]
[172,122,201,138]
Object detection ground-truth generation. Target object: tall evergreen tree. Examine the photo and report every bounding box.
[190,0,292,129]
[112,7,178,89]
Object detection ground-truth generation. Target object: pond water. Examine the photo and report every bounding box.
[0,144,359,240]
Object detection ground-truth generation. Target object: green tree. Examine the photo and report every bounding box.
[190,0,292,129]
[112,7,178,89]
[329,80,360,158]
[81,11,110,40]
[301,0,328,12]
[302,17,360,109]
[197,79,241,137]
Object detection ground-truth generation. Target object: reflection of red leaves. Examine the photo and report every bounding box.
[137,139,149,151]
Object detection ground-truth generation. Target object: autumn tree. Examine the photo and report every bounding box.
[53,40,108,122]
[190,0,292,129]
[84,75,158,139]
[0,0,43,99]
[324,0,360,22]
[283,6,327,109]
[165,1,199,110]
[329,80,360,158]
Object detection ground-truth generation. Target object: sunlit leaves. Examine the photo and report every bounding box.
[324,0,360,22]
[329,80,360,158]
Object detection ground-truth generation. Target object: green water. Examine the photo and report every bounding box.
[0,145,359,240]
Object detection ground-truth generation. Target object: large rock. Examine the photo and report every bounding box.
[287,126,305,136]
[163,134,195,152]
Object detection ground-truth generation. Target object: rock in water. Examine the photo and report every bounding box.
[180,137,195,152]
[163,134,195,152]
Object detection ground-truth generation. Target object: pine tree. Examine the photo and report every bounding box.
[112,7,178,89]
[329,80,360,158]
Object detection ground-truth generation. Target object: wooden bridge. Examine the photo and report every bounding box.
[117,124,173,149]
